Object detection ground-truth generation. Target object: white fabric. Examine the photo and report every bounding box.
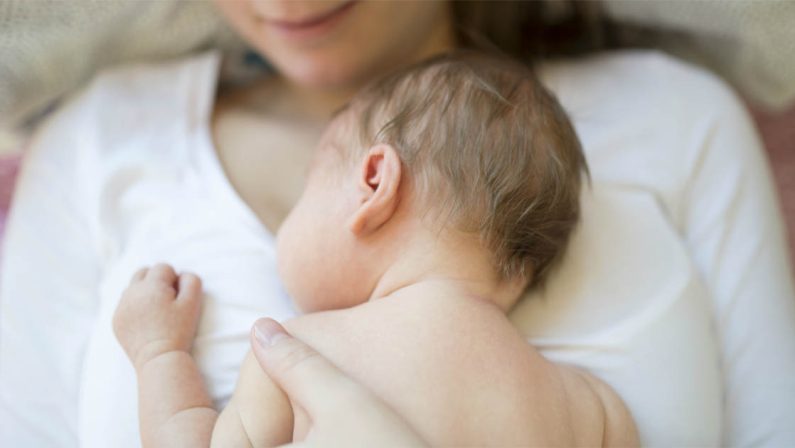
[1,51,793,447]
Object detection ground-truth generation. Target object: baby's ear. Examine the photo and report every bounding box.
[347,144,402,236]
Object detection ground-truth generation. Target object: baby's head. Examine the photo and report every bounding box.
[277,51,587,312]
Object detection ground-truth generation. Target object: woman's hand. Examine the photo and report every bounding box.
[250,318,428,447]
[113,263,203,370]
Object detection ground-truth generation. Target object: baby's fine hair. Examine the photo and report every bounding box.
[350,51,587,286]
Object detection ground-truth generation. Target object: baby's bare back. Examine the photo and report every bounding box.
[224,289,638,446]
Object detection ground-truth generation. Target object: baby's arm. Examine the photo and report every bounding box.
[113,264,293,447]
[212,351,294,447]
[113,264,217,447]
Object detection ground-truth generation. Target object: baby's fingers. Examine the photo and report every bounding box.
[147,263,178,285]
[130,267,148,283]
[177,273,202,303]
[177,274,203,332]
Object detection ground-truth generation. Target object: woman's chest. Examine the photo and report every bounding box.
[211,107,322,234]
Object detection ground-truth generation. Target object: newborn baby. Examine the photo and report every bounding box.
[113,52,638,447]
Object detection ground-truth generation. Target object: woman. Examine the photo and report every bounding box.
[1,1,793,446]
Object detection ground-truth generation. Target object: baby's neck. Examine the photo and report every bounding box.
[366,231,525,313]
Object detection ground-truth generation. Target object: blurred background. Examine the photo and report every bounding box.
[0,0,793,259]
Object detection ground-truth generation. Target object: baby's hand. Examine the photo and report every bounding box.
[113,263,203,371]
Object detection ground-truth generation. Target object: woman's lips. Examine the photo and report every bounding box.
[258,1,357,42]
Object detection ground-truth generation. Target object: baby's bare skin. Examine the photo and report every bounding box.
[220,281,637,447]
[115,269,637,447]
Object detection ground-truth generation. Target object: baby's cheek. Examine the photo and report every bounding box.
[275,223,303,294]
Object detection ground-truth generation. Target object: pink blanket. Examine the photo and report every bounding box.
[0,155,20,252]
[750,104,795,262]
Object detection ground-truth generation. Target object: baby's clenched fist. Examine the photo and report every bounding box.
[113,263,203,371]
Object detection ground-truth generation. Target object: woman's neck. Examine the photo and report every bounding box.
[280,12,457,120]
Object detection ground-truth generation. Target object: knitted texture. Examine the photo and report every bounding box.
[0,0,245,128]
[604,0,795,110]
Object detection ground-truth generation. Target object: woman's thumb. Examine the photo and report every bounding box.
[252,318,290,348]
[250,318,349,415]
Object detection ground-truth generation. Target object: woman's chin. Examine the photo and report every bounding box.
[275,55,372,92]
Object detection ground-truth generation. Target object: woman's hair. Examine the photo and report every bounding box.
[452,0,607,60]
[347,51,588,285]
